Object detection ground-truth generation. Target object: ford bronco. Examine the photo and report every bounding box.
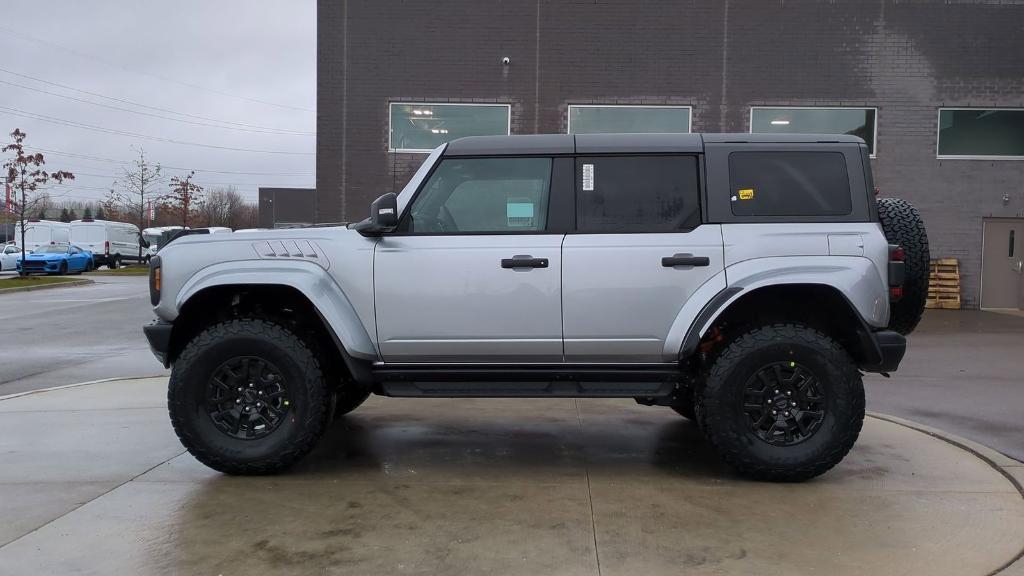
[144,133,929,481]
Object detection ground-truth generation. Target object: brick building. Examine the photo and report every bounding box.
[317,0,1024,309]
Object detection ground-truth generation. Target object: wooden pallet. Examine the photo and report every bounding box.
[926,257,960,309]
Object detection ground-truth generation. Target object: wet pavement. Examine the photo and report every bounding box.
[1,377,1021,575]
[0,274,167,396]
[866,309,1024,462]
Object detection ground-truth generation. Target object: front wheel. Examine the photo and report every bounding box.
[58,261,68,275]
[699,323,864,482]
[168,318,330,475]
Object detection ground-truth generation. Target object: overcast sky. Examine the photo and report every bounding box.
[1,0,315,205]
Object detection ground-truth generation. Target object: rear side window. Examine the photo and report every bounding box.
[576,155,701,233]
[728,151,851,217]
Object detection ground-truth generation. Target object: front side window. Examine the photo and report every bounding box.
[405,157,551,234]
[568,106,691,134]
[576,155,701,233]
[728,151,851,217]
[751,107,877,156]
[389,103,510,152]
[938,109,1024,158]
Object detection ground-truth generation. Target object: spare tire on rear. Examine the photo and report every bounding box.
[877,198,930,335]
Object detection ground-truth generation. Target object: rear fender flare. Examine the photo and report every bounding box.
[676,256,888,360]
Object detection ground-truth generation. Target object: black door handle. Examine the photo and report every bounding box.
[662,254,710,267]
[501,256,548,269]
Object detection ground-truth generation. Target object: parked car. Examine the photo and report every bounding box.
[13,220,70,252]
[70,219,141,269]
[17,243,94,275]
[0,244,21,272]
[144,133,929,481]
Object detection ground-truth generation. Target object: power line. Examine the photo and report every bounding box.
[31,147,313,176]
[0,77,314,136]
[0,106,315,155]
[0,25,314,113]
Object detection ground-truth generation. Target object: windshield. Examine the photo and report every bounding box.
[33,245,68,254]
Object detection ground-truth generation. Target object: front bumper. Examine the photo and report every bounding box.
[143,320,173,367]
[858,330,906,373]
[18,260,61,273]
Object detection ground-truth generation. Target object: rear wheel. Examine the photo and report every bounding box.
[877,198,930,335]
[699,323,864,482]
[168,318,330,475]
[108,256,119,270]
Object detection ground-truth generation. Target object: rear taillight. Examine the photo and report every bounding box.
[888,244,905,301]
[104,240,110,256]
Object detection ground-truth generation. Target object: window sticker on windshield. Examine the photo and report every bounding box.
[738,188,754,200]
[582,163,594,191]
[507,201,535,227]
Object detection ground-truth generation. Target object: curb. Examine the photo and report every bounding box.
[0,374,167,401]
[0,277,94,294]
[869,412,1024,576]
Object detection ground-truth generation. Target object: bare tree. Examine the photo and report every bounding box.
[165,171,203,228]
[105,147,161,261]
[2,129,74,275]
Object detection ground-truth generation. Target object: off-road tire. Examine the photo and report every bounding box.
[699,323,864,482]
[333,387,371,419]
[168,318,330,475]
[877,197,930,335]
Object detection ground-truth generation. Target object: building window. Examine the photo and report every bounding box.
[568,105,691,135]
[728,151,852,217]
[750,107,877,156]
[575,155,701,233]
[389,103,510,153]
[937,109,1024,159]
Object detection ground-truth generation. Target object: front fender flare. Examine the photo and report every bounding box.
[174,260,378,360]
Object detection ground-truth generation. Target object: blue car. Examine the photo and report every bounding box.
[17,244,95,275]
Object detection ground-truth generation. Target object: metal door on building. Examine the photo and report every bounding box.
[981,218,1024,310]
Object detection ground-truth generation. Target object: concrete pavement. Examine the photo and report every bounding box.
[0,377,1021,575]
[865,310,1024,462]
[0,274,167,396]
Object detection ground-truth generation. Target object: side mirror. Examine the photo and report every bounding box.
[354,193,399,236]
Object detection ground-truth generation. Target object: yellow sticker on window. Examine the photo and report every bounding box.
[738,188,754,200]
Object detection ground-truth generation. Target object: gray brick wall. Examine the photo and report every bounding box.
[317,0,1024,308]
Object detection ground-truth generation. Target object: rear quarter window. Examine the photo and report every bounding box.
[728,151,851,217]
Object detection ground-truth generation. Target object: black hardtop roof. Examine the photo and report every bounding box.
[443,133,865,156]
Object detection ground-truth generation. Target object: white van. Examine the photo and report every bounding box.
[70,219,142,269]
[13,220,70,252]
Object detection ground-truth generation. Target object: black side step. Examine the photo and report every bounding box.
[374,365,682,398]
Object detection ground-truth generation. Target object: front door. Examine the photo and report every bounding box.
[982,218,1024,309]
[374,156,565,362]
[562,154,726,363]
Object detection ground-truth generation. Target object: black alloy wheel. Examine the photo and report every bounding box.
[207,357,291,440]
[742,361,826,446]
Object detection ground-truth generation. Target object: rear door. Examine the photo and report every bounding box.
[374,156,571,363]
[561,154,725,362]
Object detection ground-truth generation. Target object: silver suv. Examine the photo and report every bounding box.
[144,133,929,481]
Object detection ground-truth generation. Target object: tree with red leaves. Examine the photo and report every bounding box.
[2,129,74,275]
[165,171,203,228]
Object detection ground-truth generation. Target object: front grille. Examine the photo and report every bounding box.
[23,260,47,270]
